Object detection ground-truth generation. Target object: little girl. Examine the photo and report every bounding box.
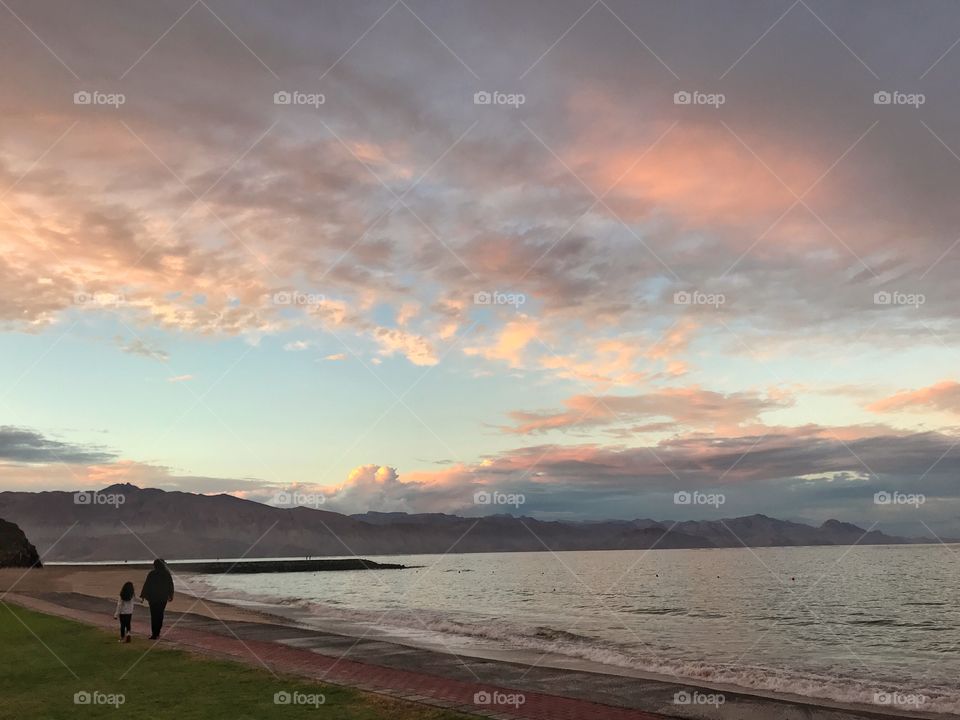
[114,581,136,643]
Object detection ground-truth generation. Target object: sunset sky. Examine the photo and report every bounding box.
[2,0,960,536]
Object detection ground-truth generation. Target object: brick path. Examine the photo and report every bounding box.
[5,593,667,720]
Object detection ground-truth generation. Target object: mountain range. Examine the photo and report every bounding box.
[0,484,928,561]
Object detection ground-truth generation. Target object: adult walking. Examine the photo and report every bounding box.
[140,558,174,640]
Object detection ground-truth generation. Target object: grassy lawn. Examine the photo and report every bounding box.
[0,602,475,720]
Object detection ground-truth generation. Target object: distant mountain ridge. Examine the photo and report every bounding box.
[0,484,925,562]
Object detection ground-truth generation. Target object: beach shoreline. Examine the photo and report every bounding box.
[0,566,287,625]
[1,566,948,720]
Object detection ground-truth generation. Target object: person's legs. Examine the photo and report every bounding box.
[149,600,167,638]
[148,602,159,638]
[119,614,131,639]
[155,599,167,635]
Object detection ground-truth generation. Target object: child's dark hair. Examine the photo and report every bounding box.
[120,581,135,601]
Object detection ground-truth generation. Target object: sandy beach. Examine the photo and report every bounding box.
[2,566,947,720]
[0,566,281,626]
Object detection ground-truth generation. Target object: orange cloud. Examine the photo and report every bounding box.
[645,318,698,367]
[373,327,437,366]
[504,387,792,435]
[564,91,813,229]
[539,338,644,386]
[868,380,960,415]
[464,316,539,367]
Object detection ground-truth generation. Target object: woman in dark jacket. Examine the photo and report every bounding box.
[140,559,174,640]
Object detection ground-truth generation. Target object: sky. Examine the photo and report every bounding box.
[2,0,960,537]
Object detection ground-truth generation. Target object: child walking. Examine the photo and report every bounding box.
[114,581,136,643]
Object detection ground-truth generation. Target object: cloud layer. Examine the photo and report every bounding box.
[3,0,960,534]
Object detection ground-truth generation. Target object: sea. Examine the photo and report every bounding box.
[186,545,960,715]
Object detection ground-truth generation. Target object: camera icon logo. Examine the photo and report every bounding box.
[873,291,891,305]
[673,91,691,105]
[473,490,491,505]
[74,691,91,705]
[873,91,892,105]
[474,691,492,704]
[874,491,892,505]
[73,91,92,105]
[474,91,492,105]
[73,491,91,505]
[673,491,691,505]
[274,691,291,705]
[274,91,292,105]
[473,291,492,305]
[673,291,691,305]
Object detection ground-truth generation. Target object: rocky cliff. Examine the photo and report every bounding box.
[0,518,42,568]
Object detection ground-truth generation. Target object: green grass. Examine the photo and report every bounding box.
[0,603,474,720]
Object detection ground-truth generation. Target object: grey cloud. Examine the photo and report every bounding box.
[116,337,169,361]
[3,1,960,371]
[0,427,116,464]
[338,428,960,533]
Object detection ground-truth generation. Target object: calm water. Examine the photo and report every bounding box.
[192,545,960,714]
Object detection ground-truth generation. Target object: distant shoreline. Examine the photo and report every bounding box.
[39,558,411,573]
[39,540,960,567]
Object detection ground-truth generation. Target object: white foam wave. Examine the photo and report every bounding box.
[199,584,960,715]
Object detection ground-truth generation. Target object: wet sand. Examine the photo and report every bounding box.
[0,566,281,625]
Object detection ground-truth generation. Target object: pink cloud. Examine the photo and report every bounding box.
[868,380,960,415]
[373,327,437,366]
[504,387,792,435]
[464,316,539,367]
[563,90,811,229]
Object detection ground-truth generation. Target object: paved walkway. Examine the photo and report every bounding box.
[3,592,933,720]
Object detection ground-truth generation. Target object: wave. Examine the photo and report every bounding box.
[196,582,960,715]
[412,618,960,715]
[625,607,686,616]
